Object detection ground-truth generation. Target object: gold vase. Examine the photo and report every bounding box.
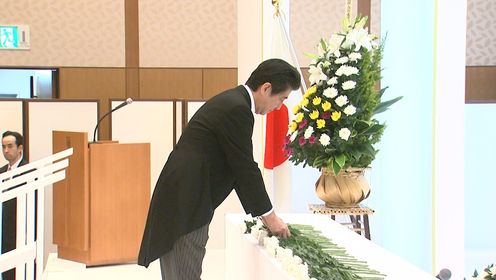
[315,167,371,207]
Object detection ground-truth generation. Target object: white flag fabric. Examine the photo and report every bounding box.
[263,11,306,212]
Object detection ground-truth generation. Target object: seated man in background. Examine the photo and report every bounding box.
[1,131,28,280]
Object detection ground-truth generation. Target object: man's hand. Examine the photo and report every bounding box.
[261,211,291,239]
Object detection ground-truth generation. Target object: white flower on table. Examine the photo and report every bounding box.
[263,236,279,258]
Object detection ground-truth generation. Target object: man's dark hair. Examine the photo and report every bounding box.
[246,58,301,94]
[2,131,23,147]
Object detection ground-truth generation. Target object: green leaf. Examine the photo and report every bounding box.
[361,123,384,136]
[332,159,342,175]
[354,120,372,132]
[320,38,328,52]
[374,96,403,115]
[304,52,318,60]
[335,154,346,167]
[377,86,389,99]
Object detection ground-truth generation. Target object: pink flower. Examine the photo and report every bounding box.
[298,119,308,129]
[285,148,293,157]
[309,135,316,144]
[284,135,291,145]
[298,136,307,146]
[321,112,331,119]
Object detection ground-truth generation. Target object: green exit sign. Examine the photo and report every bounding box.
[0,25,30,50]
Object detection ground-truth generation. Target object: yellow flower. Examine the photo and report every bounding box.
[292,104,301,114]
[322,101,332,111]
[304,86,317,98]
[312,97,322,105]
[309,110,319,120]
[289,121,298,132]
[331,111,342,121]
[295,113,304,123]
[316,119,326,128]
[300,98,309,107]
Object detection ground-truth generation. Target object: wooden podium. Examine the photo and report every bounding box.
[52,131,150,266]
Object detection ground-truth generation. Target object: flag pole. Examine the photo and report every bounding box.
[345,0,353,22]
[272,0,307,93]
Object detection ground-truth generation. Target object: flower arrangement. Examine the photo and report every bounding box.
[471,264,496,280]
[243,218,385,280]
[284,16,401,175]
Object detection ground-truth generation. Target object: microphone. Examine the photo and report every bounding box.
[436,268,452,280]
[92,98,133,143]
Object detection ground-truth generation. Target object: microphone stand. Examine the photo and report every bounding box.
[92,98,132,143]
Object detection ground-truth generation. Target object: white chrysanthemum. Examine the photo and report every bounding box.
[263,236,279,257]
[342,80,356,90]
[344,104,356,115]
[304,126,314,139]
[333,49,341,58]
[323,87,338,98]
[335,95,349,107]
[319,134,331,146]
[348,52,362,61]
[345,27,373,51]
[344,66,359,76]
[327,76,338,86]
[335,57,349,64]
[308,65,328,85]
[290,131,298,142]
[293,255,303,265]
[339,128,351,141]
[336,65,358,76]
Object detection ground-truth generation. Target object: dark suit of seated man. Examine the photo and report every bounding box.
[1,131,28,280]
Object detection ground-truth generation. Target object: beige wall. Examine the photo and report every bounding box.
[0,0,125,67]
[465,0,496,102]
[139,0,237,67]
[291,0,381,67]
[0,0,382,69]
[467,0,496,66]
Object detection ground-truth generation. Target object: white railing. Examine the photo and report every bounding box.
[0,148,73,280]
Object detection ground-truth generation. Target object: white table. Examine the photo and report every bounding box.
[225,213,437,280]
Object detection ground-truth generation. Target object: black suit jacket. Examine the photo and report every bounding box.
[0,160,26,174]
[138,86,272,267]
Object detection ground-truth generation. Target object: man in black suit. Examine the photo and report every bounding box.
[1,131,27,280]
[138,58,301,280]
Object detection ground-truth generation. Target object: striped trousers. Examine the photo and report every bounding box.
[159,224,209,280]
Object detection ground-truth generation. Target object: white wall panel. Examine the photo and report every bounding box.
[0,100,23,167]
[110,100,175,193]
[27,100,98,265]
